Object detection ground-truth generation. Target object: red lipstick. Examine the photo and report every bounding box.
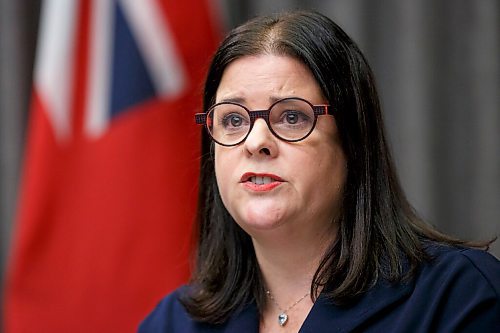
[240,172,284,192]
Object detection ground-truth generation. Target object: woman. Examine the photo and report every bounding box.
[140,10,499,332]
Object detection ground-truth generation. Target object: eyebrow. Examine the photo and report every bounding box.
[217,96,245,104]
[216,95,299,105]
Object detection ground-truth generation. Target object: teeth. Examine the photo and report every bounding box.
[250,176,273,185]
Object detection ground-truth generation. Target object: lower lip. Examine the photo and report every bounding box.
[243,181,282,192]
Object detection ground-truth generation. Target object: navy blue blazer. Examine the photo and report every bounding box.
[139,245,499,332]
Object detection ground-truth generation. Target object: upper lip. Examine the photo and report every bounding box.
[240,172,284,182]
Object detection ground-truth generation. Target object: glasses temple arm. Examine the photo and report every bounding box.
[313,105,332,116]
[195,113,207,124]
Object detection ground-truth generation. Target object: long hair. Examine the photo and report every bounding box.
[181,10,490,324]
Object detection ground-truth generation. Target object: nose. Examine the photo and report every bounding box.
[244,118,278,157]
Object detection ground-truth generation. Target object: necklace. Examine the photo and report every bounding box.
[265,290,310,327]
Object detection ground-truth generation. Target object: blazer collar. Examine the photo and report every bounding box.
[221,277,414,333]
[300,278,415,332]
[224,301,260,332]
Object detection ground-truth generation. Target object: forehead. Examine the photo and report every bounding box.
[215,54,325,106]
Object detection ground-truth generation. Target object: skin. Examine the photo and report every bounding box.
[214,54,347,332]
[214,54,346,241]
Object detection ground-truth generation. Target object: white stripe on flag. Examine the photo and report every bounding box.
[35,0,78,142]
[120,0,187,97]
[85,0,114,138]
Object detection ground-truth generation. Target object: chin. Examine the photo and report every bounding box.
[236,210,288,234]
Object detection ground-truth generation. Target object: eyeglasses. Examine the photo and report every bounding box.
[195,97,333,146]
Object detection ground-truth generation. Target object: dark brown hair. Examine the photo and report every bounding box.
[181,10,491,324]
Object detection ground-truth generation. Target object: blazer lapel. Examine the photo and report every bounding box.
[299,278,415,332]
[224,301,260,333]
[195,277,414,332]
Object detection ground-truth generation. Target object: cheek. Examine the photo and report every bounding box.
[323,150,347,205]
[300,144,346,205]
[214,147,236,200]
[214,150,226,191]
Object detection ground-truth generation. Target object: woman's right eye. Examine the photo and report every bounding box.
[222,113,245,128]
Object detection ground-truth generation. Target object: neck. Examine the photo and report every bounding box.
[251,221,337,303]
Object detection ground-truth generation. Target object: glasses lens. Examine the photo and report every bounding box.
[269,99,315,140]
[208,103,250,145]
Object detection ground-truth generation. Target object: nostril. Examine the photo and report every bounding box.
[260,148,271,155]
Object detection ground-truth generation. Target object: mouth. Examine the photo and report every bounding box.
[249,175,277,185]
[240,173,284,190]
[241,172,284,182]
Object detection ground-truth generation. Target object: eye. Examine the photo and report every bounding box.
[278,109,311,126]
[222,113,245,128]
[212,103,249,131]
[284,111,300,124]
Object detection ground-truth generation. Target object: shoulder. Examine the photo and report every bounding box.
[138,286,223,333]
[409,244,500,331]
[138,286,191,333]
[138,286,259,333]
[420,243,499,293]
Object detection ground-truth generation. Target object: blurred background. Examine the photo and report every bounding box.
[1,0,498,332]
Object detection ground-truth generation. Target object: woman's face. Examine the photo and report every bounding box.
[214,54,346,238]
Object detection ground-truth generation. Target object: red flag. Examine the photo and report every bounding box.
[4,0,220,332]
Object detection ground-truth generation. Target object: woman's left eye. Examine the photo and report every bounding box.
[280,110,310,125]
[284,111,299,124]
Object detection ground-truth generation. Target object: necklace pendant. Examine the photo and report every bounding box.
[278,313,288,326]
